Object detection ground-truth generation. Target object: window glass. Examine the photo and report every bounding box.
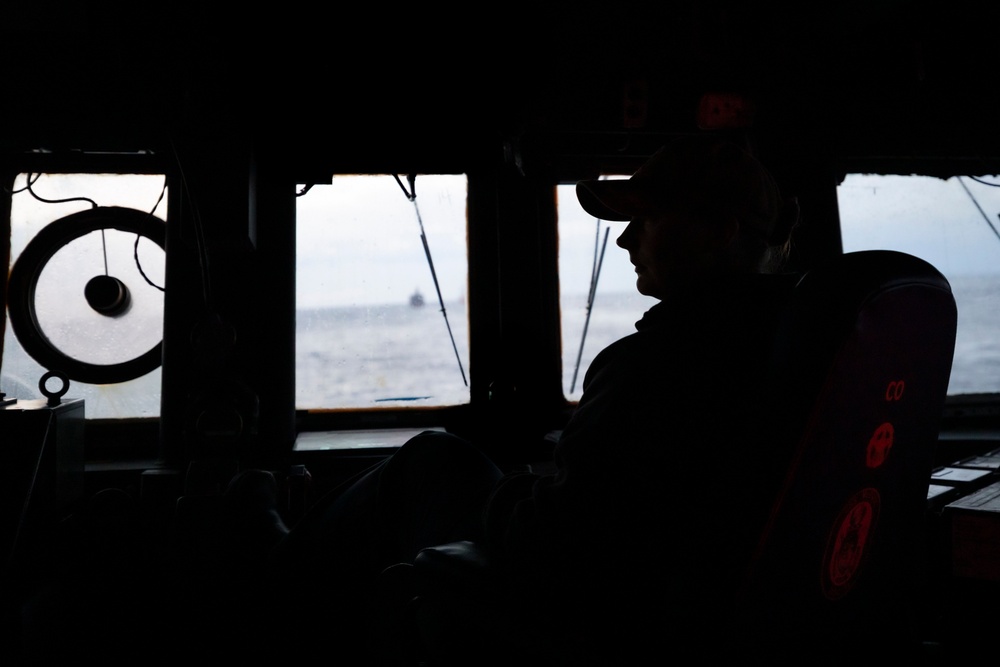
[838,173,1000,396]
[2,173,166,418]
[557,181,657,402]
[295,174,470,409]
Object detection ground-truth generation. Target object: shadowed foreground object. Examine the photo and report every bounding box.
[403,250,957,665]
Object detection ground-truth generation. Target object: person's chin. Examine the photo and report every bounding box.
[634,278,659,299]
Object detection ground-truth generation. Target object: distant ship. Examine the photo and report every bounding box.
[410,289,425,307]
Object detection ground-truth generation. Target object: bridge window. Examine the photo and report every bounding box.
[557,182,657,402]
[1,173,167,418]
[838,173,1000,396]
[294,174,470,410]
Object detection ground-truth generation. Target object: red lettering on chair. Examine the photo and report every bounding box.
[866,422,894,468]
[821,488,881,600]
[885,380,905,401]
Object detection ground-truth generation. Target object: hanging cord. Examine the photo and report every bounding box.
[570,221,610,394]
[957,176,1000,244]
[5,172,41,196]
[19,172,167,291]
[23,173,98,209]
[22,173,162,290]
[27,174,111,283]
[100,229,110,275]
[170,141,213,309]
[134,175,167,291]
[8,412,54,568]
[393,173,468,387]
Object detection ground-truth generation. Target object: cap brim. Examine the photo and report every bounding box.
[575,180,637,221]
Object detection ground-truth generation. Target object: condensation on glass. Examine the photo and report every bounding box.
[1,173,167,418]
[294,174,470,410]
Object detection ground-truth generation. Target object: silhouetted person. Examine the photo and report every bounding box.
[246,134,801,664]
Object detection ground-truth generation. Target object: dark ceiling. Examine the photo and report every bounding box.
[1,1,998,167]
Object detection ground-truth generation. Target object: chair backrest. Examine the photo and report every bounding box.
[738,249,957,659]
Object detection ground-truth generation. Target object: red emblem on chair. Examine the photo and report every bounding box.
[821,487,881,600]
[866,422,894,468]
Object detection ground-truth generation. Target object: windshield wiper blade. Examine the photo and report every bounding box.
[570,223,610,394]
[395,173,468,387]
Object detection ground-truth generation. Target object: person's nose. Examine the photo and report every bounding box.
[616,218,639,250]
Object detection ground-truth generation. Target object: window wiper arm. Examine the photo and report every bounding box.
[570,223,610,394]
[394,173,468,387]
[957,176,1000,245]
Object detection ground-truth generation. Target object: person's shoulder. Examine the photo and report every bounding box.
[634,300,672,330]
[744,271,800,293]
[766,271,803,290]
[725,272,799,312]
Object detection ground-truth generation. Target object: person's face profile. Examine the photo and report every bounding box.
[616,209,698,298]
[616,201,739,299]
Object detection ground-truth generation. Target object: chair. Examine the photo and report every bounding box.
[400,250,958,665]
[734,249,957,662]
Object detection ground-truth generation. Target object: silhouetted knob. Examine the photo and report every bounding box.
[84,274,132,317]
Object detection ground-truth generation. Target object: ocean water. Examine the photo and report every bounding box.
[947,274,1000,395]
[294,276,1000,408]
[296,301,472,409]
[2,277,1000,419]
[295,291,655,410]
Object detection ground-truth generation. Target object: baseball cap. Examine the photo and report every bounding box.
[575,135,782,242]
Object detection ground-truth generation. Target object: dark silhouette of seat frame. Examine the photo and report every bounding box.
[733,249,957,662]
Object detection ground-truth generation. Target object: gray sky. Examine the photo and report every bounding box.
[10,170,1000,313]
[295,174,470,309]
[837,173,1000,275]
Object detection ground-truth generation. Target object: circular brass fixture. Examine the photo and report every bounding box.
[8,206,166,385]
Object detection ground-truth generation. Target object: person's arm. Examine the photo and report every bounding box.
[481,339,643,578]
